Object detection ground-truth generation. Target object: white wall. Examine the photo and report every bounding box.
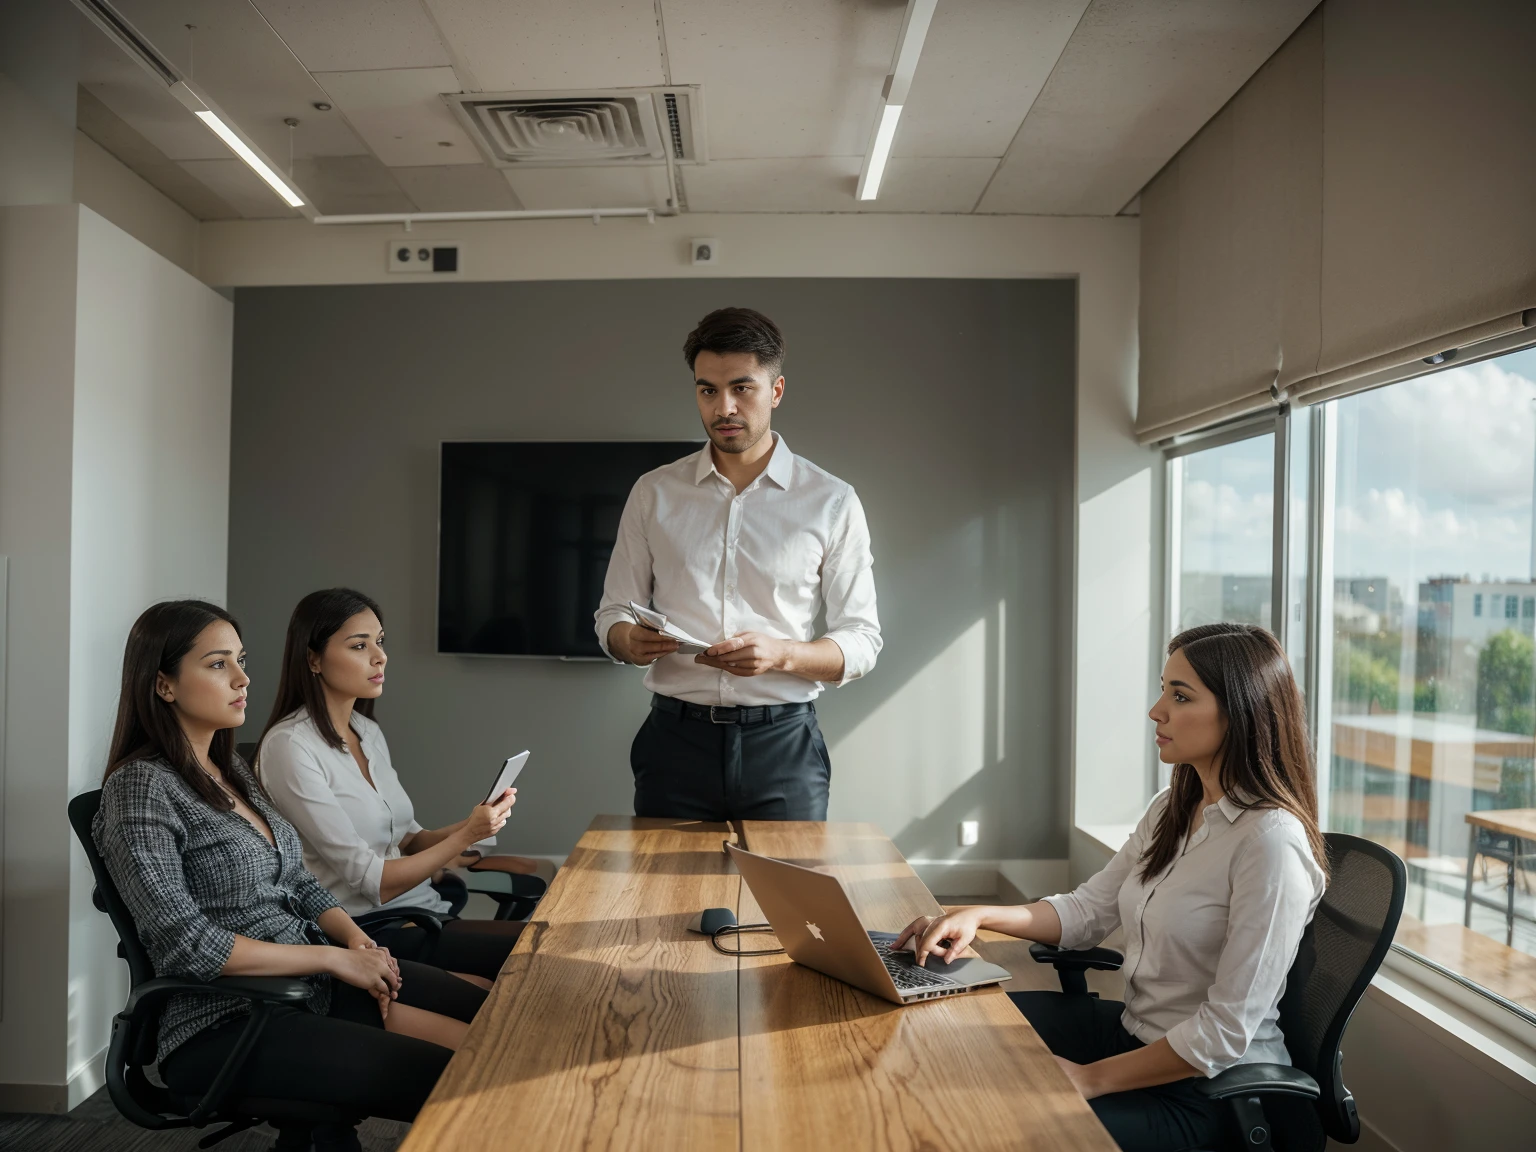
[63,207,232,1104]
[0,204,81,1104]
[0,203,232,1108]
[73,133,199,276]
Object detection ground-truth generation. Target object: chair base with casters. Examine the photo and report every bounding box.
[70,789,368,1152]
[1029,832,1405,1152]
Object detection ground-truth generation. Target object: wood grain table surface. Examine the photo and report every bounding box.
[1465,807,1536,839]
[400,816,1114,1152]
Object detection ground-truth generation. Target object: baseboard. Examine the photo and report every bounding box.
[66,1044,107,1110]
[0,1080,69,1114]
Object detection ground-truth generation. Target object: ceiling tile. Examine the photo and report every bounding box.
[293,154,415,215]
[76,87,241,220]
[177,158,300,219]
[502,164,672,211]
[682,158,860,213]
[894,0,1089,159]
[977,0,1318,215]
[426,0,664,90]
[79,23,227,161]
[392,164,523,211]
[314,67,480,167]
[662,0,902,160]
[683,156,1000,213]
[251,1,452,71]
[109,0,364,163]
[855,158,1000,213]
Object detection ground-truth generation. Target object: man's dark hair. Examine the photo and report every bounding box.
[683,307,785,376]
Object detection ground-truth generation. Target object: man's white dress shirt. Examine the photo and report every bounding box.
[259,709,450,916]
[1043,789,1325,1077]
[594,434,882,706]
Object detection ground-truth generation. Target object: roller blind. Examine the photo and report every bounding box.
[1137,0,1536,443]
[1136,13,1322,444]
[1291,0,1536,400]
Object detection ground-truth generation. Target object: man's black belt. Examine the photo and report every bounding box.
[651,694,815,726]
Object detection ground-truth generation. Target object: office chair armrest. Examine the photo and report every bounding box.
[1028,943,1124,971]
[1193,1063,1321,1101]
[112,975,318,1128]
[464,873,547,900]
[123,975,311,1016]
[353,906,444,941]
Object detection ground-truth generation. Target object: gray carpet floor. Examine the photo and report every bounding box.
[0,1088,409,1152]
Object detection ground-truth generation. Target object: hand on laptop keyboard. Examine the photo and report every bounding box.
[871,935,958,989]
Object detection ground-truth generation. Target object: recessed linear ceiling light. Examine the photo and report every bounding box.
[857,0,938,202]
[166,80,307,210]
[190,106,305,208]
[70,0,310,213]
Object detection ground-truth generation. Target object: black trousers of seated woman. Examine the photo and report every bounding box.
[161,958,485,1125]
[1009,991,1232,1152]
[368,917,525,981]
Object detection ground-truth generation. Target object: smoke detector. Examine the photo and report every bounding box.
[445,87,705,168]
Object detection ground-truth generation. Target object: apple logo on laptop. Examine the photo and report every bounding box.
[805,922,824,941]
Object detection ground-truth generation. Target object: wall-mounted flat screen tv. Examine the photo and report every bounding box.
[438,440,702,658]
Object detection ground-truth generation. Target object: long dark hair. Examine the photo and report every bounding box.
[103,599,259,811]
[262,588,384,753]
[1139,623,1327,881]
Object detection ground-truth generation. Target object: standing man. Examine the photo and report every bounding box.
[594,307,881,821]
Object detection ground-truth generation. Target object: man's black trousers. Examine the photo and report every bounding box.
[631,695,831,821]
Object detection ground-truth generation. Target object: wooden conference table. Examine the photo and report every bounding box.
[399,817,1115,1151]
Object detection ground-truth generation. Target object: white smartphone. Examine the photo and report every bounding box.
[482,751,530,805]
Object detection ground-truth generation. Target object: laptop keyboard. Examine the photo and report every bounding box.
[869,935,960,991]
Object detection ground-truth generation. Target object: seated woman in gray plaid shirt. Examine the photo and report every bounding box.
[94,599,486,1137]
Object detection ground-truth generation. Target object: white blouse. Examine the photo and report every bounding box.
[1043,789,1325,1077]
[259,709,448,916]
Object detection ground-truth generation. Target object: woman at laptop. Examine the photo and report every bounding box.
[259,588,528,986]
[896,623,1327,1152]
[95,600,485,1138]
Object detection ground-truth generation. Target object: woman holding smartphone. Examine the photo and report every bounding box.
[95,600,485,1143]
[259,588,528,986]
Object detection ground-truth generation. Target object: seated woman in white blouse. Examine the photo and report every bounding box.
[897,623,1327,1152]
[259,588,526,988]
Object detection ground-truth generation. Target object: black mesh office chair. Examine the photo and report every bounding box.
[69,789,386,1149]
[1031,832,1406,1152]
[235,742,545,924]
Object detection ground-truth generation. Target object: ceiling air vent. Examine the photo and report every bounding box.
[446,87,704,168]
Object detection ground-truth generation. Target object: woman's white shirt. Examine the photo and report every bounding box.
[259,709,449,916]
[1041,788,1325,1078]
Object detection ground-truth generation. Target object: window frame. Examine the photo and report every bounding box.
[1159,326,1536,1041]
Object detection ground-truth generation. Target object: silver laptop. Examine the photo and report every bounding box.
[726,842,1011,1004]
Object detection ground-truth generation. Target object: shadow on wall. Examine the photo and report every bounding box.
[226,278,1074,861]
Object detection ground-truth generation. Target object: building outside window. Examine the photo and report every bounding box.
[1317,345,1536,1015]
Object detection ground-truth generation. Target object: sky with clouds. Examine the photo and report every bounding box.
[1180,346,1536,598]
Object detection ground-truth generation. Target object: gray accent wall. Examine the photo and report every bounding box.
[229,278,1073,861]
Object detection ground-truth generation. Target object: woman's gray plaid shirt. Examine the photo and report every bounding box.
[93,755,340,1063]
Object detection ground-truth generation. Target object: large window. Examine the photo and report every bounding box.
[1320,345,1536,1016]
[1168,431,1275,632]
[1165,342,1536,1029]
